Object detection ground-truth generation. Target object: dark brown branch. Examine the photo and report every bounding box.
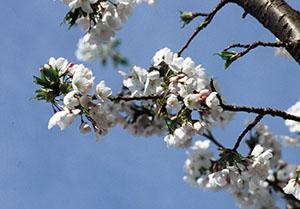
[224,41,286,52]
[203,130,225,149]
[178,0,230,56]
[233,114,263,151]
[231,0,300,65]
[221,103,300,122]
[209,79,300,122]
[193,12,209,18]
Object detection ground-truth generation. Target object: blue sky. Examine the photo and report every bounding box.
[0,1,300,209]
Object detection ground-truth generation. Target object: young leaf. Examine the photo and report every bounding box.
[217,51,239,69]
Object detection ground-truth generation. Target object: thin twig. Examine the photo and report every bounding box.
[233,114,263,151]
[193,12,209,18]
[223,41,287,61]
[224,41,285,51]
[203,130,225,149]
[178,0,230,56]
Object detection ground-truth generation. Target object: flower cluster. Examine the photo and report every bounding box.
[76,38,128,67]
[62,0,155,63]
[34,48,234,144]
[183,140,279,209]
[35,48,300,208]
[117,48,233,147]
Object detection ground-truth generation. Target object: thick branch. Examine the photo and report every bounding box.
[231,0,300,65]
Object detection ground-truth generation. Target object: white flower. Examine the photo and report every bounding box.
[90,104,115,139]
[208,169,229,188]
[76,17,91,31]
[76,38,99,62]
[63,90,80,109]
[181,57,195,76]
[169,55,184,72]
[143,70,163,96]
[193,121,207,134]
[48,108,80,130]
[121,66,148,96]
[249,144,273,180]
[255,124,281,167]
[117,2,134,22]
[184,94,201,110]
[286,101,300,133]
[152,47,174,67]
[251,144,273,167]
[103,5,122,30]
[283,178,300,200]
[164,124,194,147]
[72,64,94,95]
[192,139,210,150]
[166,94,179,108]
[87,23,115,44]
[183,140,213,186]
[96,81,112,102]
[47,57,70,75]
[205,92,220,108]
[166,94,181,114]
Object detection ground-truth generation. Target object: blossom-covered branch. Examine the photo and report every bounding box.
[33,1,300,207]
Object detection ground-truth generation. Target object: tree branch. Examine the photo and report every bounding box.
[209,79,300,122]
[203,130,225,149]
[224,41,286,52]
[177,0,230,56]
[221,103,300,122]
[233,114,263,151]
[231,0,300,65]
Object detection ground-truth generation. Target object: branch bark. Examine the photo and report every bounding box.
[231,0,300,65]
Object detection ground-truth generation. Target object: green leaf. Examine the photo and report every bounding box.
[112,39,122,49]
[33,76,50,87]
[216,51,240,69]
[63,8,83,29]
[180,11,194,27]
[44,67,59,81]
[217,51,237,60]
[34,88,56,102]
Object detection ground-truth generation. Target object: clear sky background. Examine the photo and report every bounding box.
[1,1,300,209]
